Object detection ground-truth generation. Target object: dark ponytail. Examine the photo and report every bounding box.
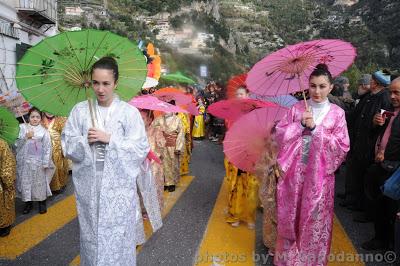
[91,56,119,82]
[309,63,333,84]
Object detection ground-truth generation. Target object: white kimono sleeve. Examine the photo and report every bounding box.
[61,104,91,163]
[107,107,150,165]
[15,124,27,155]
[41,130,53,168]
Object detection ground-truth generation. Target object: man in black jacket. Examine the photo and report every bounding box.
[353,74,372,105]
[342,71,391,214]
[361,77,400,250]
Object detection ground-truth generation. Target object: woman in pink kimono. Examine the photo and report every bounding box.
[274,64,350,266]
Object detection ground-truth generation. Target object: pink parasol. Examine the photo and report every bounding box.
[246,39,356,97]
[153,88,193,106]
[207,98,277,122]
[181,102,199,116]
[251,94,299,109]
[129,95,188,113]
[223,106,288,173]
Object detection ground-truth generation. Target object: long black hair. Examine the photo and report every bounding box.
[90,56,119,82]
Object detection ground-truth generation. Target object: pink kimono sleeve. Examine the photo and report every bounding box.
[275,105,304,172]
[311,108,350,175]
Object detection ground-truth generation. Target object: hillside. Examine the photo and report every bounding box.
[57,0,400,83]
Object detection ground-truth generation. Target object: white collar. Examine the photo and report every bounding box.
[308,98,330,109]
[94,97,118,129]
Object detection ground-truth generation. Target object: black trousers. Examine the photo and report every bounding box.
[345,156,371,209]
[364,163,397,244]
[395,218,400,263]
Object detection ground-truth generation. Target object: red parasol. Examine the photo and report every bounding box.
[207,98,277,122]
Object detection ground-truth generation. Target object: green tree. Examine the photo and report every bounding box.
[342,64,361,93]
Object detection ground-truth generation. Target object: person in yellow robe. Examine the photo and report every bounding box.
[225,166,259,229]
[177,112,191,176]
[152,111,185,192]
[192,98,205,139]
[42,113,69,192]
[225,86,259,229]
[0,138,16,237]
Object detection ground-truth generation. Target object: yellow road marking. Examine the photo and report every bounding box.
[196,177,256,266]
[69,251,81,266]
[329,216,364,266]
[1,171,361,266]
[196,175,364,266]
[70,175,195,266]
[0,195,77,259]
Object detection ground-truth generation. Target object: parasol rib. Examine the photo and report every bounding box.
[27,48,83,83]
[24,82,65,102]
[64,31,86,73]
[84,30,90,71]
[19,78,64,91]
[41,38,86,80]
[84,31,111,70]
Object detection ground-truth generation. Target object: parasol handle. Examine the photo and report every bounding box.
[297,74,309,110]
[85,89,97,128]
[17,107,27,124]
[302,91,308,110]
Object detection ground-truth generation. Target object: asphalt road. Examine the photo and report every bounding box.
[0,140,395,266]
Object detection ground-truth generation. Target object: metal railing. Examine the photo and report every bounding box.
[17,0,57,23]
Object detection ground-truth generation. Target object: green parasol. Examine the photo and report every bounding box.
[16,29,147,117]
[0,106,20,145]
[161,71,196,85]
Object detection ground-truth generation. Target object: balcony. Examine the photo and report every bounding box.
[0,22,19,39]
[16,0,57,25]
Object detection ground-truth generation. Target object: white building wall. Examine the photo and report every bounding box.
[0,0,57,94]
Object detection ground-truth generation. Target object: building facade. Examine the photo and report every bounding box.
[0,0,57,115]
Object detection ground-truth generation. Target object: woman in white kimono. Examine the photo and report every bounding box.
[62,57,149,266]
[136,158,163,246]
[15,107,55,214]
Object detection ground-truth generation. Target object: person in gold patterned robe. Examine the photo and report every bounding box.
[0,138,16,237]
[177,112,191,176]
[140,110,165,211]
[255,136,280,255]
[152,113,185,192]
[42,113,69,192]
